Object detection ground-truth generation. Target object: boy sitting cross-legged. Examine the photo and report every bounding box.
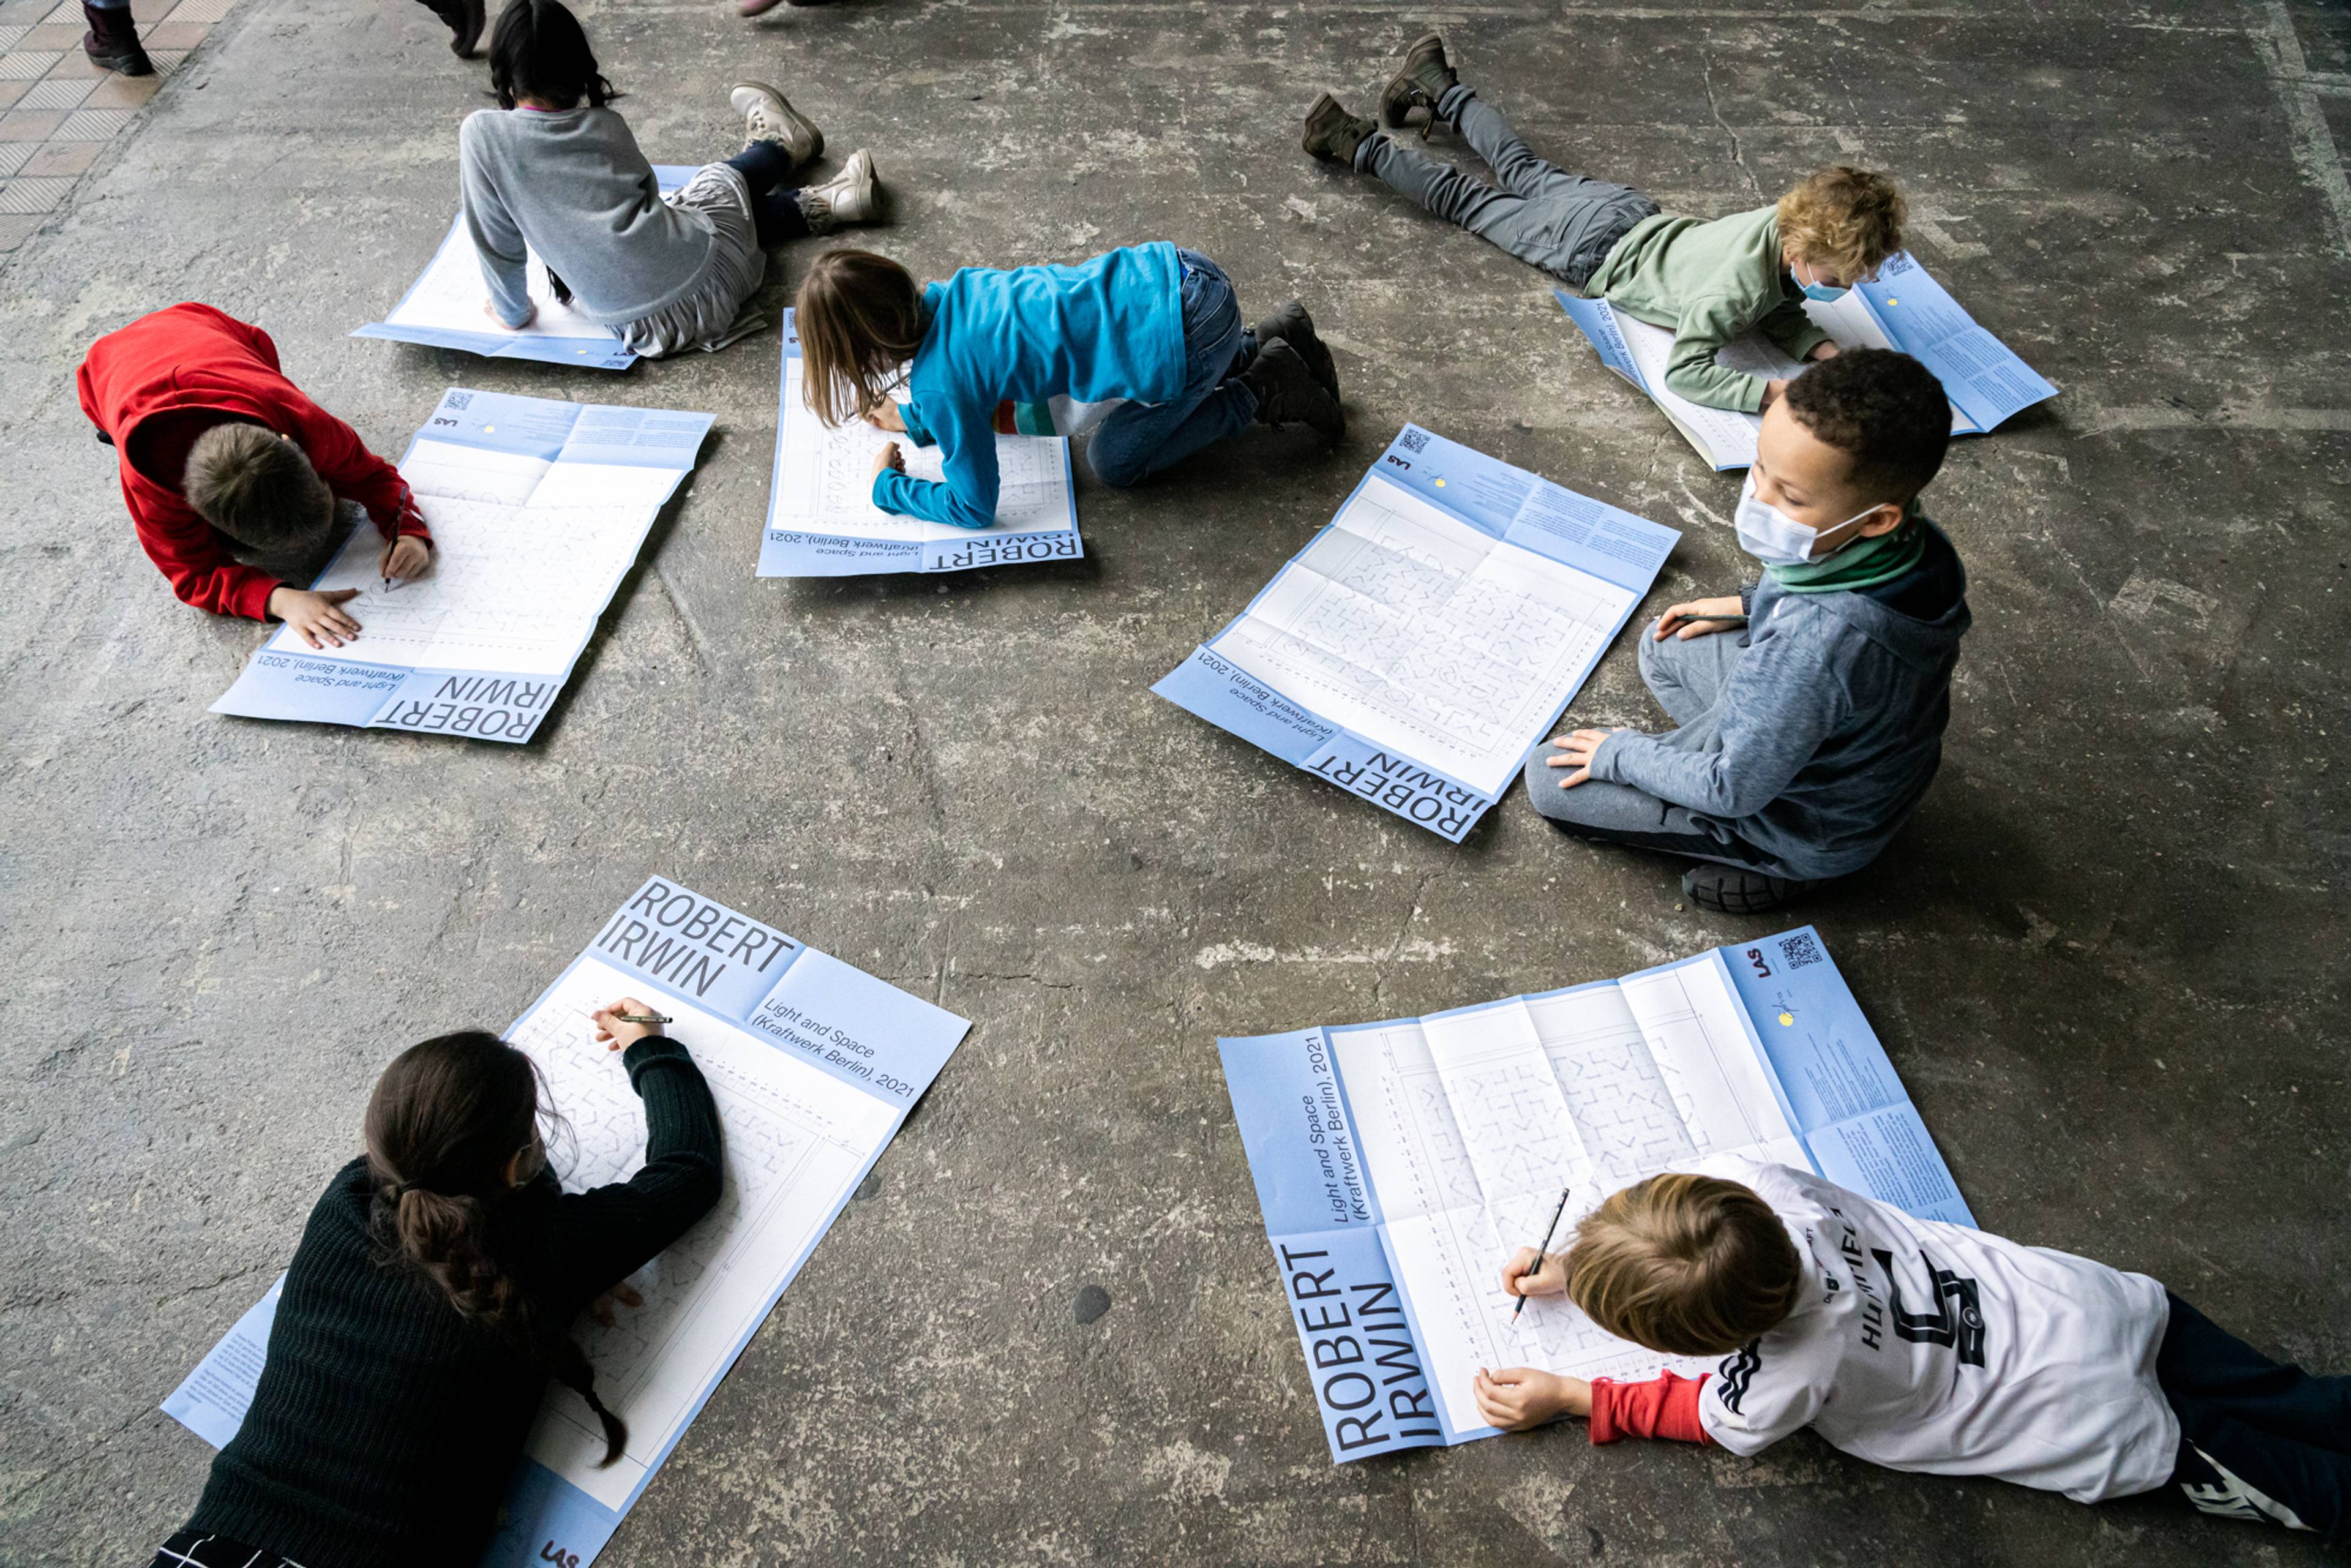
[77,302,433,650]
[1303,34,1904,416]
[1526,348,1968,914]
[1477,1163,2351,1542]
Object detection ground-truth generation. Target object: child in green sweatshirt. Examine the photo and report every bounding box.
[1302,35,1908,415]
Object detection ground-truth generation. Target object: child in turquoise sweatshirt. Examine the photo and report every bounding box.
[792,244,1344,531]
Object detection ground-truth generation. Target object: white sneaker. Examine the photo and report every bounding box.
[729,80,822,167]
[804,149,881,231]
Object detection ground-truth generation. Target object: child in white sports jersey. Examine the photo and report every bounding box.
[1476,1161,2351,1541]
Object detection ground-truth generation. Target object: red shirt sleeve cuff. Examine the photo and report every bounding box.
[1590,1372,1711,1445]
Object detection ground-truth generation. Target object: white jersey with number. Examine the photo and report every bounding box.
[1697,1158,2178,1502]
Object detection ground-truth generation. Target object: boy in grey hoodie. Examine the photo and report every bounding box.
[1527,349,1968,913]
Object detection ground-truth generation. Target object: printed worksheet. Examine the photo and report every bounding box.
[1555,250,2057,470]
[1156,426,1677,841]
[163,876,972,1568]
[1220,926,1973,1462]
[352,167,698,370]
[759,310,1081,576]
[211,390,712,742]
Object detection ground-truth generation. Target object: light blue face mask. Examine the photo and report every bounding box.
[1793,260,1850,303]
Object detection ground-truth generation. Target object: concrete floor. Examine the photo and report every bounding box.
[2,0,2347,1562]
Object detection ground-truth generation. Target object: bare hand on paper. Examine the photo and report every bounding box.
[1500,1245,1569,1300]
[870,440,906,483]
[591,997,665,1051]
[1474,1367,1589,1431]
[378,534,433,585]
[1655,596,1745,640]
[269,585,362,648]
[1545,728,1622,789]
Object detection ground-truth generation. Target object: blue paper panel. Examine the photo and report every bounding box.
[372,666,569,744]
[1152,645,1337,768]
[1299,731,1494,843]
[748,944,970,1105]
[209,650,408,727]
[1860,253,2058,435]
[1272,1227,1449,1461]
[1552,289,1640,381]
[585,876,804,1024]
[923,527,1084,572]
[480,1459,625,1568]
[419,386,582,460]
[760,529,924,576]
[1218,1030,1379,1236]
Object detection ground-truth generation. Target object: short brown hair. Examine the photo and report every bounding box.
[794,249,928,427]
[1777,166,1906,280]
[184,423,334,552]
[1564,1173,1802,1355]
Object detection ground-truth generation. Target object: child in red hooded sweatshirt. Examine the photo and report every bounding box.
[77,302,433,650]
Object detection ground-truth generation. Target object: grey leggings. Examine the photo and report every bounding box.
[1359,86,1658,288]
[1521,623,1775,870]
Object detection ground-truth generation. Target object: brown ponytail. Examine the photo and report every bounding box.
[363,1030,629,1465]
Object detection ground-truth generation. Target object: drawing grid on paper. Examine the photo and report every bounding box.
[778,361,1070,540]
[503,962,873,1455]
[1231,487,1622,773]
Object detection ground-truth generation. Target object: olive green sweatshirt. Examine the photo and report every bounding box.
[1585,206,1831,415]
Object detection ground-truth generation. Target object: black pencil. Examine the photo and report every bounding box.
[1512,1185,1573,1321]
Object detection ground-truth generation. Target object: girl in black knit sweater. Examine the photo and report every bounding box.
[149,1001,722,1568]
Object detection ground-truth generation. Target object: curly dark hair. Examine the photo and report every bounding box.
[1783,348,1952,504]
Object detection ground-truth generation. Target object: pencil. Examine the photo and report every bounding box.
[1677,613,1747,626]
[1512,1185,1573,1321]
[608,1010,671,1025]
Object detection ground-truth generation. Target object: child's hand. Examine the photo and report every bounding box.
[591,997,665,1051]
[871,441,906,482]
[380,535,433,583]
[1474,1367,1591,1431]
[586,1282,644,1327]
[863,403,906,434]
[486,298,536,331]
[1656,596,1745,640]
[1805,341,1842,362]
[1543,728,1622,789]
[1761,377,1790,409]
[268,586,363,648]
[1501,1246,1568,1300]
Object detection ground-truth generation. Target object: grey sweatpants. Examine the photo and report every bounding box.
[1358,86,1659,287]
[1523,623,1779,871]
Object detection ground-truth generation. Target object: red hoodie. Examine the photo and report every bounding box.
[77,302,430,621]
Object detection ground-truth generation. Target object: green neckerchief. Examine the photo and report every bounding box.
[1767,511,1927,595]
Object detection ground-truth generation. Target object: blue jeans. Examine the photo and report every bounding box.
[1087,249,1257,488]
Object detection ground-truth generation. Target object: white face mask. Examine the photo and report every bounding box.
[1734,471,1877,567]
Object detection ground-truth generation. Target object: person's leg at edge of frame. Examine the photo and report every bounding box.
[2168,1401,2351,1541]
[81,0,154,76]
[2159,1294,2351,1516]
[1087,255,1250,489]
[1517,752,1763,866]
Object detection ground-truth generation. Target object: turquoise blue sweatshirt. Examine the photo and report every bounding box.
[877,242,1187,530]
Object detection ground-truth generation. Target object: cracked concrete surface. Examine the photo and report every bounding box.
[1,0,2347,1563]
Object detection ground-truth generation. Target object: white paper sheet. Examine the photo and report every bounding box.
[1333,954,1807,1432]
[262,440,673,678]
[772,359,1074,544]
[508,958,898,1510]
[386,215,624,343]
[1209,475,1637,797]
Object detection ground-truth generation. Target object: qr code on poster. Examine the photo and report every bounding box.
[1396,427,1429,455]
[444,391,473,411]
[1779,931,1823,970]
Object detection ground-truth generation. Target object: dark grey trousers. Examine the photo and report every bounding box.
[1358,86,1659,287]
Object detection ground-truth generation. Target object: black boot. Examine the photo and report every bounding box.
[1379,32,1458,137]
[1681,863,1821,915]
[1241,339,1345,447]
[81,2,152,76]
[448,0,486,58]
[1302,92,1377,166]
[1252,300,1338,403]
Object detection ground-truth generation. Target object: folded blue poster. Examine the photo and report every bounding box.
[1155,425,1679,841]
[1218,926,1969,1463]
[210,388,711,743]
[757,309,1081,576]
[163,875,972,1568]
[353,167,700,370]
[1556,249,2057,470]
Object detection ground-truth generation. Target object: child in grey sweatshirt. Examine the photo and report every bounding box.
[458,0,881,358]
[1527,350,1969,914]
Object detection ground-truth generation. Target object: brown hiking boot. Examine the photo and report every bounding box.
[1379,32,1458,137]
[1302,91,1377,165]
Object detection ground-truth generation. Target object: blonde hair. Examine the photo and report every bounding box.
[1777,165,1907,280]
[183,423,334,551]
[794,249,929,427]
[1564,1173,1802,1355]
